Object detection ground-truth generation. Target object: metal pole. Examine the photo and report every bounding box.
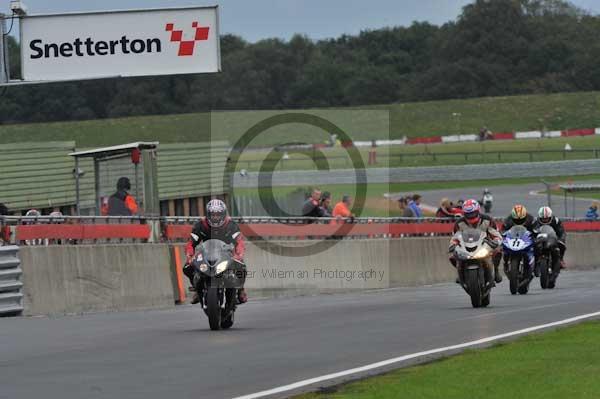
[564,191,568,218]
[75,157,81,215]
[94,158,100,216]
[541,180,552,209]
[134,162,140,202]
[0,14,8,84]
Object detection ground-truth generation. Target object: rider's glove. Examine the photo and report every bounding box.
[185,254,194,266]
[448,241,458,253]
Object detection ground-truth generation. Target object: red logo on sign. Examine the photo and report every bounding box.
[165,22,210,56]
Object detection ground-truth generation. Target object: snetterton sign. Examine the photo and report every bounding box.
[20,6,220,81]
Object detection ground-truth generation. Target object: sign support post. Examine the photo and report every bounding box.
[0,14,8,84]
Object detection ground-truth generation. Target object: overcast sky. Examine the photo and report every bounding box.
[3,0,600,42]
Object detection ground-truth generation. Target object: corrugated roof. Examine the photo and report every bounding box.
[69,142,159,158]
[0,142,95,211]
[157,141,230,199]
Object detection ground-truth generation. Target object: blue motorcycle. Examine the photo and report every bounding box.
[502,225,535,295]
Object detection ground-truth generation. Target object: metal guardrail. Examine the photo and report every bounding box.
[2,216,599,245]
[0,246,23,317]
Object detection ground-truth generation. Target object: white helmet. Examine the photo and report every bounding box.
[206,199,227,227]
[538,206,553,224]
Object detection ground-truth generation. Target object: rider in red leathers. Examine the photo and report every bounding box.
[183,199,248,305]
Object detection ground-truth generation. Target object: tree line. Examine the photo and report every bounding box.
[1,0,598,125]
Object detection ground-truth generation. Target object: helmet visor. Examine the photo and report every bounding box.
[208,210,226,227]
[464,211,479,220]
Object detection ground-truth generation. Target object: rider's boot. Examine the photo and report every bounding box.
[494,264,503,284]
[237,288,248,304]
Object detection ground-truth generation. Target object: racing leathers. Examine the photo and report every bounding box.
[450,214,502,285]
[533,216,567,265]
[502,213,536,233]
[183,217,247,303]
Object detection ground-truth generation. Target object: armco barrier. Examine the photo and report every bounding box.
[562,128,595,137]
[6,217,600,244]
[491,132,515,140]
[15,223,151,242]
[0,246,23,316]
[19,245,174,316]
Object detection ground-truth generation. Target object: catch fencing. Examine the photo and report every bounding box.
[3,216,600,245]
[0,246,23,316]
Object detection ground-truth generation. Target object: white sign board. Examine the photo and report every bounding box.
[20,6,220,81]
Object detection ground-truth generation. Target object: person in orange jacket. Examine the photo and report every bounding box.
[332,195,354,223]
[107,177,138,216]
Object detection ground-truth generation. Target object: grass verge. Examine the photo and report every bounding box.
[296,321,600,399]
[1,91,600,147]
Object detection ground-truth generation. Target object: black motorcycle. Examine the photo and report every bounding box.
[192,239,246,330]
[535,225,561,289]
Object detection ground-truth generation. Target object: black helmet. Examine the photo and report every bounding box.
[117,177,131,191]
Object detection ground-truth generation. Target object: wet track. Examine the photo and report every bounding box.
[2,270,600,399]
[416,182,600,218]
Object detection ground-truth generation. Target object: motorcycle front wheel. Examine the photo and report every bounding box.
[466,268,483,308]
[539,257,550,289]
[206,287,222,331]
[509,256,520,295]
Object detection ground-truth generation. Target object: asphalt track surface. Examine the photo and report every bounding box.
[415,182,600,218]
[2,270,600,399]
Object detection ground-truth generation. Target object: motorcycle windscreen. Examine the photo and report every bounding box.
[507,225,529,239]
[202,239,232,265]
[461,228,484,247]
[537,225,558,245]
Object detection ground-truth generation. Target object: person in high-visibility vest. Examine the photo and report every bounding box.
[332,195,354,223]
[107,177,138,216]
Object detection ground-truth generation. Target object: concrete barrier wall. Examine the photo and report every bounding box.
[16,232,600,315]
[173,238,454,298]
[19,245,174,316]
[564,233,600,270]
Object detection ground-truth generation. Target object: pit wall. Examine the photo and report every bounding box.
[19,245,174,316]
[17,233,599,315]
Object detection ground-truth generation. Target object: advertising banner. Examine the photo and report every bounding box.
[20,6,220,81]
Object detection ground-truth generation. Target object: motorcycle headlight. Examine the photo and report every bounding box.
[215,260,228,275]
[199,263,208,273]
[472,247,491,259]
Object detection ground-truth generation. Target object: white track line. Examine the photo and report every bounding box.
[233,310,600,399]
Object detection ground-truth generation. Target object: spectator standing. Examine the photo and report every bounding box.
[319,191,332,217]
[107,177,139,216]
[398,196,408,213]
[436,198,457,218]
[586,202,599,221]
[302,188,322,219]
[0,203,9,245]
[332,195,354,223]
[403,194,423,218]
